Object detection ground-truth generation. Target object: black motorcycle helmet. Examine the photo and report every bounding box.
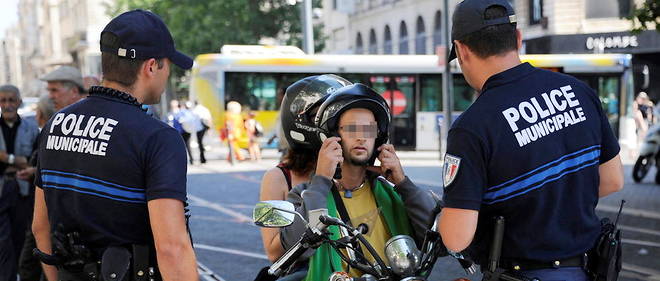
[280,74,352,151]
[314,83,391,164]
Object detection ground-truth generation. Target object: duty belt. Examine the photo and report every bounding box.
[502,253,588,271]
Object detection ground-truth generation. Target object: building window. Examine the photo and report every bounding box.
[384,25,393,54]
[415,16,427,54]
[618,0,633,17]
[529,0,543,25]
[368,29,377,54]
[356,32,364,54]
[586,0,630,18]
[433,10,442,48]
[399,21,409,54]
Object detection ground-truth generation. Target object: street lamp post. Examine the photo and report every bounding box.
[301,0,314,54]
[441,0,453,160]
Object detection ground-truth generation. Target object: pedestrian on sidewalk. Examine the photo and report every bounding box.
[437,1,624,280]
[41,66,87,111]
[0,85,40,281]
[245,111,262,161]
[192,101,211,163]
[179,101,203,164]
[225,101,246,161]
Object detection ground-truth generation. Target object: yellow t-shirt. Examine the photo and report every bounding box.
[339,181,391,277]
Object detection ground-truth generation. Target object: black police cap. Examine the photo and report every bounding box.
[447,0,517,62]
[100,9,193,69]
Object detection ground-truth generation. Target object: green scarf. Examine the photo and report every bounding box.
[303,178,413,281]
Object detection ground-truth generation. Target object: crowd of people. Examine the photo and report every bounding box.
[166,100,211,164]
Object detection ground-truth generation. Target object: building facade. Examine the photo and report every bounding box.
[321,0,460,55]
[0,0,111,96]
[514,0,659,102]
[1,25,24,89]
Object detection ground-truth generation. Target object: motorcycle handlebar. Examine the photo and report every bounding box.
[268,237,308,276]
[319,214,344,226]
[268,227,322,276]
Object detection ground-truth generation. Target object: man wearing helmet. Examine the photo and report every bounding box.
[278,80,437,281]
[258,75,351,281]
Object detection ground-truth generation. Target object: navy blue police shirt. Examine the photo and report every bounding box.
[443,63,620,262]
[34,87,188,250]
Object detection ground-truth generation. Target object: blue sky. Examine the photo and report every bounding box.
[0,0,19,39]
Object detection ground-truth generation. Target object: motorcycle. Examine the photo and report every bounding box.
[633,123,660,183]
[252,200,537,281]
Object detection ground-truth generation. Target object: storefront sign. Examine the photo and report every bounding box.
[586,35,638,51]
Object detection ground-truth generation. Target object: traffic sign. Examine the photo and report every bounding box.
[381,90,407,115]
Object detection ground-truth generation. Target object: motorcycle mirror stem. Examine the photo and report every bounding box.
[272,206,309,225]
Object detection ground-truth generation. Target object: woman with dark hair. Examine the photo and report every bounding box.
[259,148,316,260]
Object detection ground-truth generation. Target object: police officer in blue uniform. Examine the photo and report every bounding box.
[32,10,199,281]
[436,0,624,280]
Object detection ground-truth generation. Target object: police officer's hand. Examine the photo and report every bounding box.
[367,144,406,185]
[315,137,343,179]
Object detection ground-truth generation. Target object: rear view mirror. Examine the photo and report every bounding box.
[253,200,297,228]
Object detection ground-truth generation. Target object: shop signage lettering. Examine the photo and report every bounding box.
[586,35,638,51]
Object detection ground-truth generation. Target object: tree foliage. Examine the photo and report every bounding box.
[106,0,325,83]
[628,0,660,33]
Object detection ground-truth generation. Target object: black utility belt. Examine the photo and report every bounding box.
[36,244,159,281]
[502,253,587,271]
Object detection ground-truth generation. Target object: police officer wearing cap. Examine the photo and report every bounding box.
[436,0,624,280]
[32,10,198,281]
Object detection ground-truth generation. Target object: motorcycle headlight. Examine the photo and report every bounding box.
[384,235,421,277]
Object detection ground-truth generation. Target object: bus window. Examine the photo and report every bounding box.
[574,75,620,134]
[419,74,476,112]
[420,75,441,111]
[368,75,417,148]
[225,73,308,111]
[453,75,476,112]
[225,73,275,111]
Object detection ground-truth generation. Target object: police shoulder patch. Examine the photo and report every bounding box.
[443,154,461,187]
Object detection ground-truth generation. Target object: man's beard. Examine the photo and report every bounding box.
[346,151,371,166]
